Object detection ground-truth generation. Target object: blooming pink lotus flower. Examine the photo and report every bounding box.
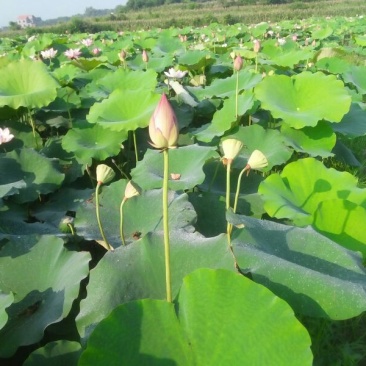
[81,38,93,47]
[0,127,14,145]
[149,93,179,149]
[41,48,58,60]
[92,48,101,55]
[164,68,187,79]
[64,48,82,60]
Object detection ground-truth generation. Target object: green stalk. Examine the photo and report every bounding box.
[120,198,127,246]
[133,130,139,163]
[233,166,249,214]
[163,149,172,302]
[235,71,239,121]
[226,161,232,246]
[95,183,113,251]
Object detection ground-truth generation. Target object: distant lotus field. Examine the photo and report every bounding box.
[0,15,366,365]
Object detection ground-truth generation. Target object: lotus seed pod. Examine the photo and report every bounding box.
[247,149,268,170]
[96,164,115,185]
[124,180,142,199]
[221,138,243,163]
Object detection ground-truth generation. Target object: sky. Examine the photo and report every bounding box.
[0,0,126,28]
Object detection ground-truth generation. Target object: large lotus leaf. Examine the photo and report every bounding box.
[2,148,64,204]
[228,213,366,319]
[0,235,91,357]
[331,103,366,137]
[194,92,254,142]
[79,269,312,366]
[95,68,157,95]
[188,70,262,100]
[315,57,351,74]
[258,158,366,226]
[153,33,185,55]
[261,41,314,68]
[76,231,236,343]
[311,26,333,40]
[313,199,366,257]
[177,50,215,71]
[0,291,13,330]
[355,35,366,47]
[128,54,174,73]
[87,89,160,131]
[342,66,366,95]
[229,124,293,171]
[281,121,336,157]
[0,59,59,109]
[62,121,126,165]
[132,145,218,190]
[254,72,352,129]
[74,180,196,247]
[23,341,82,366]
[0,155,26,199]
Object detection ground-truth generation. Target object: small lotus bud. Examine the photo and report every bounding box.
[233,55,243,71]
[253,39,261,53]
[124,180,142,199]
[149,93,179,149]
[221,138,243,163]
[119,49,127,61]
[247,150,268,171]
[59,216,74,233]
[96,164,115,185]
[142,49,149,63]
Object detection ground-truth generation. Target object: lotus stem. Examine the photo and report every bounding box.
[235,71,239,121]
[120,197,127,246]
[226,161,232,246]
[133,130,139,163]
[233,166,249,214]
[95,183,113,251]
[163,149,172,302]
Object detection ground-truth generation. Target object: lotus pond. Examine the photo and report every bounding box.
[0,15,366,365]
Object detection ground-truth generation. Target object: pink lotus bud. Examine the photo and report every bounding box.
[119,49,127,61]
[92,48,101,55]
[233,55,243,71]
[142,49,149,63]
[0,127,14,145]
[253,39,261,53]
[149,93,179,149]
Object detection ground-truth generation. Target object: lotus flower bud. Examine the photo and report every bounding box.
[233,55,243,71]
[142,49,149,63]
[149,93,179,149]
[119,49,127,61]
[124,180,142,200]
[96,164,115,185]
[247,150,268,171]
[253,39,261,53]
[221,138,243,164]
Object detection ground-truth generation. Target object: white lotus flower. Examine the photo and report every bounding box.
[41,48,58,59]
[0,128,14,145]
[81,38,93,47]
[64,48,82,59]
[164,68,187,79]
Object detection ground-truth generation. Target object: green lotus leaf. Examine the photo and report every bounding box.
[316,57,351,74]
[354,35,366,47]
[0,235,91,357]
[0,291,13,330]
[281,121,336,157]
[228,213,366,319]
[23,341,82,366]
[342,66,366,95]
[311,26,333,40]
[0,59,59,109]
[79,269,312,365]
[87,89,160,132]
[261,41,314,68]
[258,158,366,226]
[128,54,174,73]
[132,145,218,190]
[254,72,352,129]
[177,50,215,71]
[331,103,366,137]
[188,70,262,100]
[62,121,126,164]
[229,124,293,171]
[76,231,235,343]
[0,155,26,199]
[2,148,64,204]
[313,199,366,257]
[74,181,196,247]
[153,32,185,55]
[194,92,254,142]
[94,68,157,95]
